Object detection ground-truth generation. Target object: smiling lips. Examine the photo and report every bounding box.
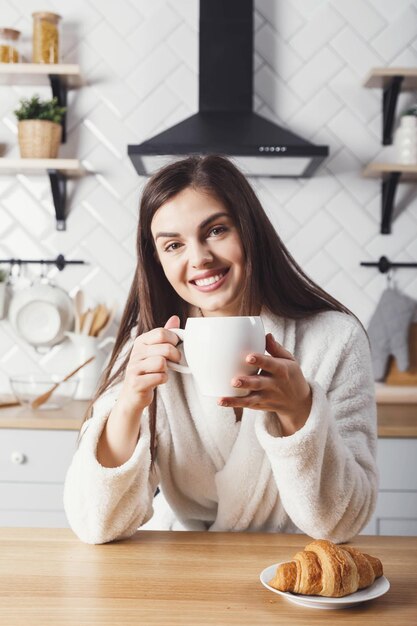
[190,268,230,292]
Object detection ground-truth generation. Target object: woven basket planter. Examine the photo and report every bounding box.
[18,119,62,158]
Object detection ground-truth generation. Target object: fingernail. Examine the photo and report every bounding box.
[233,379,242,388]
[218,399,229,407]
[247,355,256,364]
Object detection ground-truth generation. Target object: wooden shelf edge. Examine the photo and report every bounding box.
[0,158,85,176]
[0,63,83,87]
[0,62,80,75]
[363,162,417,178]
[364,67,417,89]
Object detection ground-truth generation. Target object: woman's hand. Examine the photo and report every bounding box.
[117,315,181,418]
[218,333,312,436]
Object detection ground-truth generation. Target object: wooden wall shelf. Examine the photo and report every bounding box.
[363,68,417,233]
[363,162,417,179]
[0,63,82,87]
[0,64,82,142]
[0,158,85,230]
[362,163,417,234]
[364,67,417,90]
[0,64,84,230]
[364,67,417,145]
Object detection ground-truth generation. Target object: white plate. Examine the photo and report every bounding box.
[260,562,390,610]
[16,300,62,344]
[8,283,74,348]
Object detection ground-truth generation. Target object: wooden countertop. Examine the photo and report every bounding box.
[0,529,415,626]
[0,399,88,430]
[0,395,416,436]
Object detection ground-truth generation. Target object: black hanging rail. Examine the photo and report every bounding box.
[0,254,87,272]
[360,255,417,274]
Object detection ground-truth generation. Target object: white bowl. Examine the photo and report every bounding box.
[9,374,79,410]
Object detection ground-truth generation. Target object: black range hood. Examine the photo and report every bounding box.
[128,0,329,178]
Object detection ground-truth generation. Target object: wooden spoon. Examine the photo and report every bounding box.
[97,303,117,337]
[30,356,96,410]
[90,304,109,337]
[81,309,94,335]
[73,290,84,333]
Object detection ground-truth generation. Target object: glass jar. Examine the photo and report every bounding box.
[0,28,21,63]
[32,12,61,64]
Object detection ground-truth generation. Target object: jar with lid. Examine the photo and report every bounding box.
[32,12,61,64]
[0,28,21,63]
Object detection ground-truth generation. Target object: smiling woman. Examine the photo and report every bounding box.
[63,155,378,546]
[151,189,246,317]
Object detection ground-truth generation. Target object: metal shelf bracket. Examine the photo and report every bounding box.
[381,172,401,234]
[383,76,404,145]
[48,74,67,143]
[47,169,67,231]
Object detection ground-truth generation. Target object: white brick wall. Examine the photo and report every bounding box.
[1,0,417,391]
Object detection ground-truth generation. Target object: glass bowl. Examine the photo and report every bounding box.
[9,374,79,410]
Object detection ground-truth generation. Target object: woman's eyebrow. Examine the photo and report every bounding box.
[199,212,229,229]
[154,212,229,241]
[154,230,180,241]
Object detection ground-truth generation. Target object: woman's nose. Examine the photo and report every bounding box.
[190,241,213,268]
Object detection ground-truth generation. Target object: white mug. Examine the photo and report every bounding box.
[168,316,265,397]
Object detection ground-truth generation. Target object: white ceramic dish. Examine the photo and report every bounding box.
[8,283,74,348]
[260,562,390,610]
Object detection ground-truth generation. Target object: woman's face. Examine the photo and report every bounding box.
[151,186,246,317]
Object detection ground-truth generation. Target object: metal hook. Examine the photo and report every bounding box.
[386,268,394,288]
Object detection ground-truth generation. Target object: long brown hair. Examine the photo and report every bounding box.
[88,155,352,459]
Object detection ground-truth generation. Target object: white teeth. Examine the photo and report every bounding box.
[195,273,224,287]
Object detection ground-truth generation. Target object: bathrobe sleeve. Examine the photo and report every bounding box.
[63,386,159,544]
[255,321,378,543]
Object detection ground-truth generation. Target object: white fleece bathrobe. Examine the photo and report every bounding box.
[63,309,378,545]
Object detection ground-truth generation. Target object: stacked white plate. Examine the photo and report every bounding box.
[8,283,74,349]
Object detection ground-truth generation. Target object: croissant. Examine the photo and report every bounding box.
[269,539,383,598]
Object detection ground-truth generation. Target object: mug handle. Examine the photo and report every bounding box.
[166,328,191,374]
[98,336,116,349]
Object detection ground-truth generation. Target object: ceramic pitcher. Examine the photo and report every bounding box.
[64,332,115,400]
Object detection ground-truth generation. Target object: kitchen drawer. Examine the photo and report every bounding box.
[377,439,417,491]
[0,429,77,483]
[378,519,417,535]
[0,482,64,511]
[361,491,417,536]
[0,509,68,528]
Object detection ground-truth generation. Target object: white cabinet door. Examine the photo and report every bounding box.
[361,438,417,536]
[0,429,78,528]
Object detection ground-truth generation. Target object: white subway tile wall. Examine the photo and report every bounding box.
[1,0,417,392]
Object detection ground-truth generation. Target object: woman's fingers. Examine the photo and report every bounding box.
[135,372,168,389]
[244,352,285,375]
[231,374,267,392]
[218,393,262,409]
[265,333,295,360]
[164,315,180,330]
[136,327,180,347]
[131,342,181,363]
[129,355,168,376]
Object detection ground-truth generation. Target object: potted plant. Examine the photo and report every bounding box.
[394,104,417,164]
[14,95,66,158]
[0,267,8,319]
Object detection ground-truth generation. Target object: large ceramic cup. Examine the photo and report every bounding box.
[168,316,265,397]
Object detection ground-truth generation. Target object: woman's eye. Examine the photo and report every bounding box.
[164,242,181,252]
[208,226,227,237]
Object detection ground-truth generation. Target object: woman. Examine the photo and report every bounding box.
[64,155,378,544]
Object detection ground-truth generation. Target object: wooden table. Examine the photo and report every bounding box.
[0,529,415,625]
